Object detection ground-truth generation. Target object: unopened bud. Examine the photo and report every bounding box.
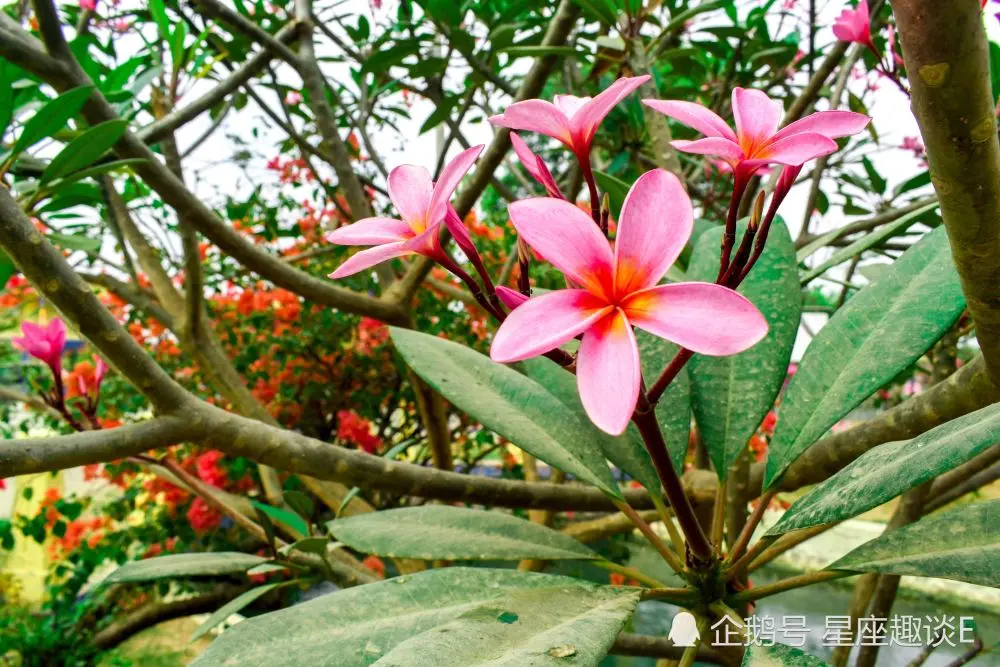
[750,191,766,231]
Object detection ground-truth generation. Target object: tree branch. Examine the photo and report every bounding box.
[895,0,1000,386]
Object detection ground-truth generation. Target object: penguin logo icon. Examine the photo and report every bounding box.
[667,611,700,647]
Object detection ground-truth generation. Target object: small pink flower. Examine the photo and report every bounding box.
[284,91,303,106]
[886,24,904,68]
[832,0,877,55]
[488,76,650,159]
[490,170,768,435]
[13,318,67,379]
[643,88,870,178]
[78,0,97,10]
[328,145,484,278]
[510,133,564,198]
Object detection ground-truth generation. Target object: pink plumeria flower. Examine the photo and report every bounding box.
[284,91,303,106]
[79,0,97,10]
[510,133,564,198]
[642,88,870,178]
[832,0,877,55]
[490,169,768,435]
[13,318,67,379]
[489,75,650,160]
[328,145,483,278]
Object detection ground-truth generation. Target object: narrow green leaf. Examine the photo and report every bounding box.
[522,355,660,492]
[251,501,309,538]
[572,0,618,25]
[329,505,597,561]
[190,583,283,642]
[46,232,102,254]
[829,500,1000,587]
[103,552,266,584]
[41,158,145,192]
[11,86,93,156]
[769,401,1000,535]
[687,219,800,476]
[800,202,937,285]
[40,120,128,184]
[193,567,635,666]
[390,328,622,498]
[766,226,966,488]
[149,0,171,38]
[743,642,829,666]
[170,21,189,74]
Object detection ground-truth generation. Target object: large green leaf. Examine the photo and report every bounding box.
[40,120,128,184]
[390,328,621,497]
[330,505,596,561]
[742,642,829,666]
[11,85,93,156]
[361,587,639,666]
[522,355,660,492]
[765,226,965,488]
[829,500,1000,587]
[194,567,637,666]
[687,219,800,476]
[103,552,266,584]
[769,402,1000,535]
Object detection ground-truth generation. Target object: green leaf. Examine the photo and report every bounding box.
[390,328,621,497]
[687,219,800,476]
[829,500,1000,587]
[149,0,171,38]
[523,355,660,491]
[769,401,1000,535]
[800,202,937,285]
[40,158,145,192]
[103,552,266,584]
[426,0,462,25]
[190,582,283,642]
[990,41,1000,104]
[170,21,189,74]
[40,120,128,185]
[419,94,459,134]
[11,86,93,157]
[329,505,597,561]
[572,0,618,25]
[861,157,886,195]
[251,501,309,538]
[766,226,966,488]
[0,250,16,289]
[193,567,637,666]
[742,642,829,666]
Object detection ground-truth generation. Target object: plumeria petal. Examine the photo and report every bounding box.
[641,99,738,142]
[614,169,692,295]
[510,133,564,198]
[489,100,573,145]
[753,132,838,166]
[770,110,871,143]
[401,220,445,257]
[329,242,412,279]
[732,87,783,149]
[427,145,483,224]
[508,197,615,299]
[623,282,768,355]
[553,94,591,118]
[671,138,745,164]
[327,217,414,245]
[490,289,612,363]
[577,309,641,435]
[571,75,650,147]
[495,286,529,310]
[444,207,478,262]
[387,165,433,231]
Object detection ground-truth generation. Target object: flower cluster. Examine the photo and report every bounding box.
[329,76,868,436]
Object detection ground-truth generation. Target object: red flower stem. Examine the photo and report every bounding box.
[720,224,758,287]
[578,151,603,229]
[632,394,714,564]
[437,253,505,322]
[645,348,694,405]
[718,169,751,281]
[737,197,782,284]
[517,237,531,297]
